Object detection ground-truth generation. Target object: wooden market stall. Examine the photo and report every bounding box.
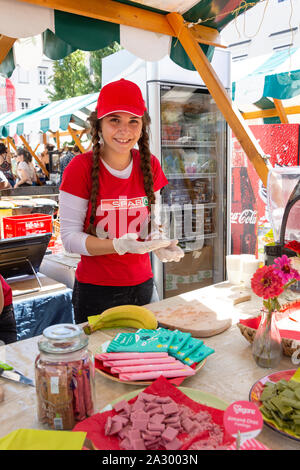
[232,46,300,124]
[0,92,98,178]
[0,0,269,186]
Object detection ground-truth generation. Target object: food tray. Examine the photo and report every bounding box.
[95,358,207,386]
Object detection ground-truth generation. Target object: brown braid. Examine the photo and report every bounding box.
[138,112,157,236]
[138,112,155,206]
[86,111,102,236]
[86,110,156,236]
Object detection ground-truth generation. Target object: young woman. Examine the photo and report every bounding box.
[0,274,17,344]
[14,148,37,188]
[59,79,183,323]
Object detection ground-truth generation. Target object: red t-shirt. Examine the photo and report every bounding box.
[0,274,12,306]
[60,149,168,286]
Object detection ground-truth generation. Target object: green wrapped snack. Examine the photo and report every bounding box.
[176,336,203,360]
[168,330,191,357]
[182,343,214,366]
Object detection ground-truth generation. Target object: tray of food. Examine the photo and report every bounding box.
[73,376,269,450]
[94,327,215,385]
[249,368,300,441]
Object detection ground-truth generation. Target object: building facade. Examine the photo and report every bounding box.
[222,0,300,62]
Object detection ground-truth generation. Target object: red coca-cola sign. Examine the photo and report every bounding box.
[231,124,300,255]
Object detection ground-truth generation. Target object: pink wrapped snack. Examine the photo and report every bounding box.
[103,357,176,367]
[96,352,169,360]
[119,368,196,382]
[111,361,185,374]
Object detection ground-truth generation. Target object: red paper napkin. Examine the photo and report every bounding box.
[73,376,234,450]
[239,317,300,340]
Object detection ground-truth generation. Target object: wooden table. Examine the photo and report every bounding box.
[0,282,299,450]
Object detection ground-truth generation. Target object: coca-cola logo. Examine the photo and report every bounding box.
[231,209,257,224]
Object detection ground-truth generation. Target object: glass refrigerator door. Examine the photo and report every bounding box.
[149,83,228,299]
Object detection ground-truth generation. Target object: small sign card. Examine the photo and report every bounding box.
[223,400,263,448]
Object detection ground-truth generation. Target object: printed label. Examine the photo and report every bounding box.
[50,376,59,394]
[53,415,63,430]
[101,196,148,211]
[223,400,263,445]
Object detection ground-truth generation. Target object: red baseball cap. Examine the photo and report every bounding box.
[96,78,147,119]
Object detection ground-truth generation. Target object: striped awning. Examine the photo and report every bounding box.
[0,92,98,137]
[232,47,300,122]
[0,0,260,76]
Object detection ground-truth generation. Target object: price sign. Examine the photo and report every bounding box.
[223,401,263,447]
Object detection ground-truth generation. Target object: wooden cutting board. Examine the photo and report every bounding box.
[146,296,233,338]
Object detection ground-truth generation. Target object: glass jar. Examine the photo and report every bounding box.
[35,323,95,430]
[252,308,282,368]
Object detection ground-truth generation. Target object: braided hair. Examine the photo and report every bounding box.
[85,111,155,236]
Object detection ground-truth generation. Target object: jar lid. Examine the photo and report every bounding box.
[38,323,88,354]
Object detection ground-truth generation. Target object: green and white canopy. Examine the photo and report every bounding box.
[232,47,300,123]
[0,0,260,76]
[0,92,98,138]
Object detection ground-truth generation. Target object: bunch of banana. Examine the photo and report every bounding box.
[83,305,158,335]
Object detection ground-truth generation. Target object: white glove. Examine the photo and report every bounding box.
[154,239,185,263]
[113,233,171,255]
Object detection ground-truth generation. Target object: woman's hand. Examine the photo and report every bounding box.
[113,233,171,255]
[154,240,185,262]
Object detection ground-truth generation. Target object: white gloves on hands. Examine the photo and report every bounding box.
[154,239,185,263]
[113,233,171,255]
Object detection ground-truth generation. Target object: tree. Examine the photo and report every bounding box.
[89,42,122,91]
[46,50,94,101]
[47,43,122,101]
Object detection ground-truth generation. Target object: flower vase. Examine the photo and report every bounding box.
[290,257,300,293]
[252,308,282,368]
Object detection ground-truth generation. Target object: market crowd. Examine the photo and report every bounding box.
[0,142,80,189]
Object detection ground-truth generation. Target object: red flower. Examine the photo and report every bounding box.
[251,265,284,299]
[285,240,300,255]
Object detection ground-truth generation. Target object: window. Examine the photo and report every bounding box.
[38,67,47,85]
[232,54,248,62]
[269,27,297,37]
[19,99,30,110]
[273,44,293,51]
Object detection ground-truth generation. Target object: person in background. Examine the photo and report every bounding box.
[0,274,17,344]
[59,145,81,185]
[0,171,12,190]
[14,148,37,188]
[40,144,54,179]
[59,78,184,324]
[0,143,15,187]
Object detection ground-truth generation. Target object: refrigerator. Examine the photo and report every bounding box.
[102,48,231,300]
[231,123,300,261]
[147,81,229,299]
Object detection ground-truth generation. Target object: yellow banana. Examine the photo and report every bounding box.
[97,319,150,330]
[84,305,158,334]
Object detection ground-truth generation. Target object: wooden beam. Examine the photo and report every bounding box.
[16,0,225,48]
[68,125,85,153]
[166,12,268,187]
[273,99,289,123]
[43,133,47,147]
[190,24,227,49]
[19,135,49,177]
[0,34,16,64]
[242,105,300,120]
[6,136,17,153]
[55,131,60,149]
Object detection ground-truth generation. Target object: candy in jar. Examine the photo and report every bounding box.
[35,323,95,430]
